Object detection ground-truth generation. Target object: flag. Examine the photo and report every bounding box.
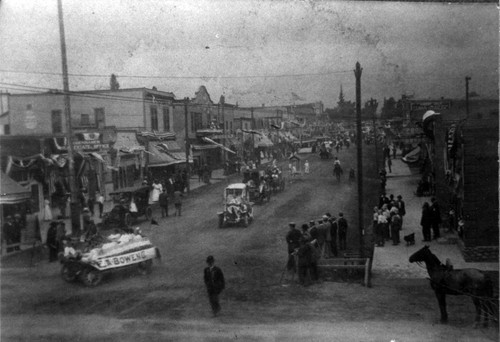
[202,137,236,154]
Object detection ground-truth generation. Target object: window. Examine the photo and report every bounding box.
[3,124,10,135]
[150,106,158,131]
[163,107,170,131]
[230,122,232,131]
[80,114,90,126]
[51,110,62,133]
[95,108,105,128]
[191,112,202,132]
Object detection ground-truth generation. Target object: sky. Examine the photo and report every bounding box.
[0,0,498,108]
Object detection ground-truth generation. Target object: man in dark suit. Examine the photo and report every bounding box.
[430,197,442,239]
[337,212,348,250]
[203,255,225,317]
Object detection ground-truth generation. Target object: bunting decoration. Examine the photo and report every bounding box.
[241,129,263,136]
[202,137,236,154]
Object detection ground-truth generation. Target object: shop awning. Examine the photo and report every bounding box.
[148,144,183,168]
[0,172,31,204]
[114,132,146,154]
[158,141,182,151]
[191,144,219,151]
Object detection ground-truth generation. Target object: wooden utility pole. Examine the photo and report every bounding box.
[465,76,471,118]
[57,0,80,234]
[354,62,364,257]
[370,98,379,171]
[251,107,255,160]
[184,97,190,192]
[221,95,226,163]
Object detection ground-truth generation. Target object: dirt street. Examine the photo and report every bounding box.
[1,146,498,341]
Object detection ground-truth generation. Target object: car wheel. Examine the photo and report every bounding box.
[145,207,153,220]
[61,264,77,283]
[138,259,153,275]
[80,267,103,287]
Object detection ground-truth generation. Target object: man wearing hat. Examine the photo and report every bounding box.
[285,222,302,273]
[203,255,225,317]
[338,212,348,251]
[46,221,59,262]
[329,215,339,257]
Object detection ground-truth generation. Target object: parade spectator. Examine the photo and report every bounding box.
[329,215,338,257]
[387,157,392,173]
[96,192,105,218]
[430,197,442,239]
[3,215,15,252]
[56,219,67,252]
[159,189,169,218]
[297,237,314,286]
[43,198,53,222]
[173,190,183,216]
[308,220,318,242]
[149,179,163,204]
[420,202,432,242]
[376,209,387,247]
[337,212,348,251]
[304,160,310,174]
[396,195,406,225]
[301,223,311,242]
[203,255,225,317]
[390,209,402,245]
[46,221,59,262]
[285,222,302,273]
[317,216,330,258]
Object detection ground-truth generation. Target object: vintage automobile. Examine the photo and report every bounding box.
[60,232,161,287]
[101,186,153,229]
[242,169,271,204]
[217,183,254,228]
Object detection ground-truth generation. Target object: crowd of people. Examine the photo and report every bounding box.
[285,212,349,286]
[373,194,406,247]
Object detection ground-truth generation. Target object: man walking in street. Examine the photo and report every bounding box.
[203,255,225,317]
[159,189,169,218]
[337,212,348,251]
[173,190,183,216]
[285,222,302,274]
[430,197,442,239]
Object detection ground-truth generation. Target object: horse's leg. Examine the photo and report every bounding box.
[435,291,448,323]
[472,298,482,328]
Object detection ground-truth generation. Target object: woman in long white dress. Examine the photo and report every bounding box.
[44,199,53,221]
[304,160,310,174]
[149,180,163,204]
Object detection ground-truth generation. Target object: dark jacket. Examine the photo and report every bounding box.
[330,220,338,240]
[204,266,225,294]
[338,217,348,234]
[421,206,432,226]
[297,243,313,266]
[430,202,442,224]
[286,228,302,253]
[159,192,169,207]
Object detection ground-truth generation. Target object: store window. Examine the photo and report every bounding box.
[95,108,105,128]
[151,106,158,131]
[163,107,170,131]
[80,114,90,126]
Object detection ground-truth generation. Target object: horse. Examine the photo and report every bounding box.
[409,246,496,327]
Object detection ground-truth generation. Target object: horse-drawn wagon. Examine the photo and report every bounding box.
[242,169,271,204]
[101,186,153,229]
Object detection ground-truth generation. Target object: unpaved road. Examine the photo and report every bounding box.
[1,147,498,341]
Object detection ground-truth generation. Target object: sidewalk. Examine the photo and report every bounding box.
[371,158,499,279]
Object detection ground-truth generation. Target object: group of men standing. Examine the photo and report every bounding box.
[285,213,349,286]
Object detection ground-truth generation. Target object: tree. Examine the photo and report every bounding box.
[363,98,379,119]
[110,74,120,90]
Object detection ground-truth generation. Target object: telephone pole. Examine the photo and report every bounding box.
[220,95,226,164]
[465,76,471,118]
[251,107,255,160]
[57,0,80,234]
[370,98,379,171]
[184,97,190,193]
[354,62,364,257]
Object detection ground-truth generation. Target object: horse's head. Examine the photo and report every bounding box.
[409,245,431,263]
